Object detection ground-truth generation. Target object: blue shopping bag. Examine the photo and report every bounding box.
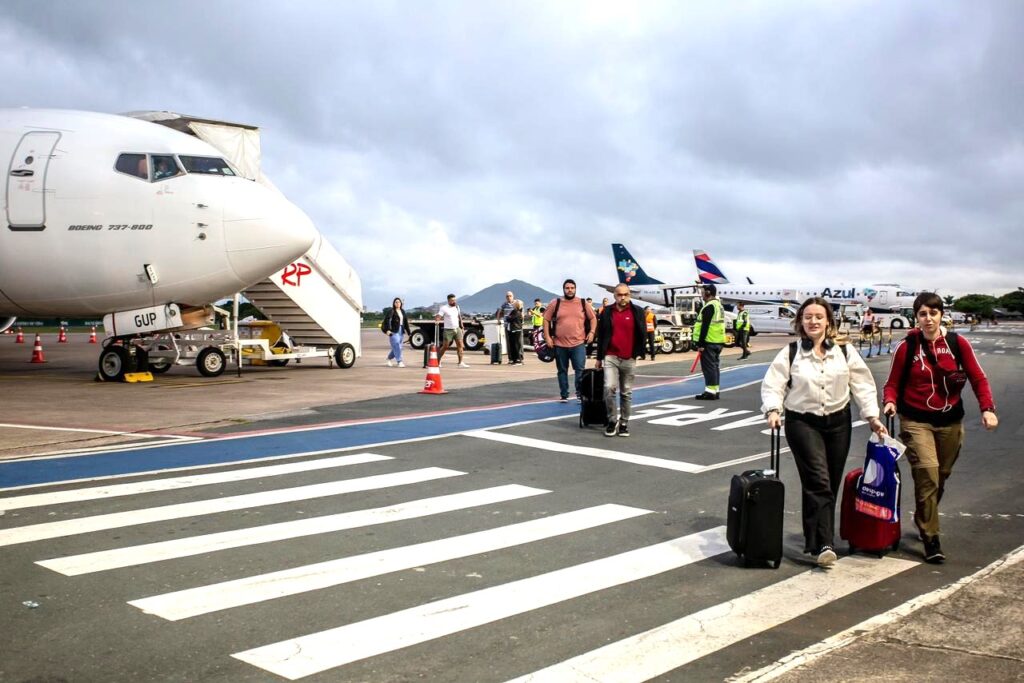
[854,433,905,522]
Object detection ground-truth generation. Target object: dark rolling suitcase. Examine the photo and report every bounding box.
[490,342,501,364]
[578,368,608,428]
[840,416,901,556]
[727,428,784,568]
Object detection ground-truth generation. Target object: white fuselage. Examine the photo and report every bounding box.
[0,109,316,319]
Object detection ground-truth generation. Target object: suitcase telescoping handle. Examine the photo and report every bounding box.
[886,414,895,437]
[769,426,781,474]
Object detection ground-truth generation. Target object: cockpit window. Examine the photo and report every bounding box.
[115,153,149,180]
[152,154,183,181]
[179,156,236,176]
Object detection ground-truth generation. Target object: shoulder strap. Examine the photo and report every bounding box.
[786,341,798,388]
[840,343,848,360]
[945,331,962,369]
[898,333,919,406]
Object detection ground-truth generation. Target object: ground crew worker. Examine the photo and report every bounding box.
[734,302,751,359]
[644,306,657,359]
[530,299,545,330]
[693,284,726,400]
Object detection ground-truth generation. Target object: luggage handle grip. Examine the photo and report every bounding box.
[769,426,781,474]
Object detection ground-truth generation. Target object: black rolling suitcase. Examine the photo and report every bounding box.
[578,368,608,428]
[727,427,784,568]
[490,342,502,364]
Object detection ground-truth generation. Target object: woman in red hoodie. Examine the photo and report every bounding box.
[882,293,998,564]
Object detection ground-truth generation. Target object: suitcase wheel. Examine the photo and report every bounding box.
[890,539,900,551]
[770,559,781,569]
[848,543,857,555]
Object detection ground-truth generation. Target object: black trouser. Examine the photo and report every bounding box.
[784,405,852,552]
[507,328,523,362]
[699,342,722,390]
[735,328,749,354]
[646,331,656,358]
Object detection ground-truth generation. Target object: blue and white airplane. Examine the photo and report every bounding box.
[597,244,919,327]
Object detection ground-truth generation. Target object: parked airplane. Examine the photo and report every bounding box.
[1,108,317,373]
[597,244,918,327]
[692,250,919,325]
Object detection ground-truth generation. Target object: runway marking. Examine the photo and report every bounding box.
[507,555,917,683]
[231,527,731,680]
[0,467,463,547]
[0,453,391,511]
[129,503,651,621]
[37,485,548,575]
[463,431,704,473]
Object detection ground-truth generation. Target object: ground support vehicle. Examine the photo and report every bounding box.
[96,320,356,381]
[408,318,487,353]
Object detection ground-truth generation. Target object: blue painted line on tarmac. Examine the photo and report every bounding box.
[0,364,769,489]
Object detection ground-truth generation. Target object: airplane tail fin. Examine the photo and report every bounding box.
[692,250,730,285]
[612,243,663,285]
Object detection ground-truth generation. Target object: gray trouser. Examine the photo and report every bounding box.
[603,356,636,424]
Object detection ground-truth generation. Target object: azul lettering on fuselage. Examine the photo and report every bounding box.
[820,287,857,299]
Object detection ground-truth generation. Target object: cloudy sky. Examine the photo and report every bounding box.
[3,1,1021,309]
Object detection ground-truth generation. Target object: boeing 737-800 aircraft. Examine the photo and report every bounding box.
[0,108,317,374]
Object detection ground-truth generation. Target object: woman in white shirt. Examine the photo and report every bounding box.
[761,297,887,567]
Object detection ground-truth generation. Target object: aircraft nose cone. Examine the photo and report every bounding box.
[223,188,318,286]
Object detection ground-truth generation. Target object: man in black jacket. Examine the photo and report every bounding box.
[595,284,648,437]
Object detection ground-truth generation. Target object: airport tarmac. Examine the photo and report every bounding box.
[1,324,1021,682]
[0,327,785,459]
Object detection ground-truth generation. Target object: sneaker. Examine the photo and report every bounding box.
[559,397,570,403]
[576,394,582,403]
[604,421,618,437]
[817,546,837,567]
[923,536,946,564]
[694,391,720,401]
[397,361,406,368]
[617,422,630,437]
[458,362,471,368]
[386,360,394,367]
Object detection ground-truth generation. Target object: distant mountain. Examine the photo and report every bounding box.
[415,280,560,315]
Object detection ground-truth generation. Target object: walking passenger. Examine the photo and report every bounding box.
[644,306,657,360]
[693,284,726,400]
[595,284,647,437]
[381,297,412,367]
[435,293,470,368]
[507,299,525,364]
[761,297,887,567]
[735,302,751,359]
[882,292,997,564]
[543,279,596,403]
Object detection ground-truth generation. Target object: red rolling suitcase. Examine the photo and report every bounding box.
[839,417,902,556]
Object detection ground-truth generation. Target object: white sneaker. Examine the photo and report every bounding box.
[397,361,406,368]
[458,362,471,368]
[386,360,394,367]
[817,546,837,568]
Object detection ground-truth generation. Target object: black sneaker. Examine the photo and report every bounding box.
[604,421,618,437]
[617,422,630,437]
[816,545,837,567]
[694,391,720,401]
[923,536,946,564]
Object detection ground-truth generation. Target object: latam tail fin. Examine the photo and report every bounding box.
[612,243,663,285]
[693,250,730,285]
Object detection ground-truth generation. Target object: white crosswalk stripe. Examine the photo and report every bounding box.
[38,484,548,575]
[128,503,651,621]
[0,452,391,511]
[1,467,462,546]
[231,527,731,679]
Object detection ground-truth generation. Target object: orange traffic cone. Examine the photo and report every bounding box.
[88,326,98,344]
[58,326,68,343]
[30,334,46,363]
[15,327,24,343]
[418,344,447,394]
